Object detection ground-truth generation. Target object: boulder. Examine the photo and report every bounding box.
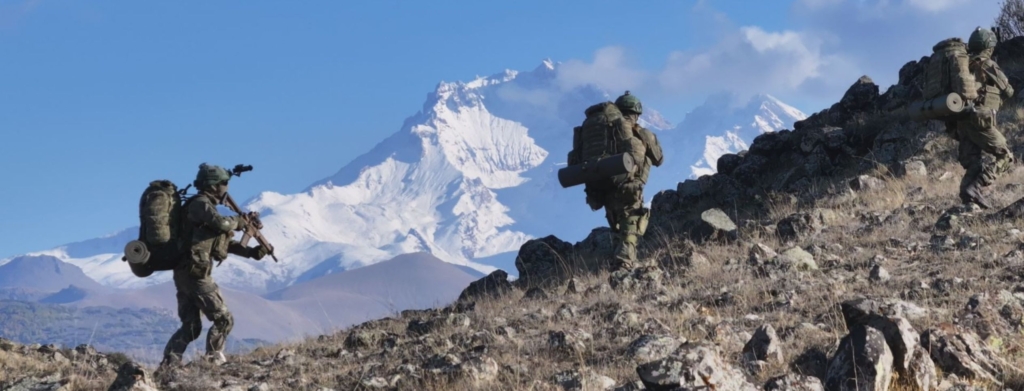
[742,324,783,364]
[920,324,1016,385]
[691,208,738,242]
[515,235,576,288]
[626,335,684,362]
[824,325,894,391]
[635,343,757,391]
[107,362,159,391]
[764,374,825,391]
[849,175,885,191]
[458,270,514,302]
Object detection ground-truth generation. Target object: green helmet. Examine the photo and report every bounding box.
[969,27,997,53]
[614,91,643,115]
[193,163,230,189]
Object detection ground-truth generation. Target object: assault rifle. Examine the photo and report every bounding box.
[223,164,279,262]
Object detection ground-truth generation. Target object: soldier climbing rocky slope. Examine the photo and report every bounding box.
[8,36,1024,391]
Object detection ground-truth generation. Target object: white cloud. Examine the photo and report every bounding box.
[906,0,970,12]
[554,46,649,94]
[658,26,857,105]
[548,0,1000,113]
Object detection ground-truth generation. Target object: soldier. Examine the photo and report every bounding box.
[951,27,1016,208]
[577,92,663,270]
[159,163,267,369]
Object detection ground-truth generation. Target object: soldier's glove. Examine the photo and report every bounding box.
[188,261,211,279]
[248,245,269,261]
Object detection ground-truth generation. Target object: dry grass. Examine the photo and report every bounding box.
[77,118,1016,390]
[10,91,1024,391]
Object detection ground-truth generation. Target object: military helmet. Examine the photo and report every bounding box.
[614,91,643,115]
[969,27,997,53]
[194,163,231,189]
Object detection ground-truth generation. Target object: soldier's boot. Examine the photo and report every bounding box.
[612,237,637,271]
[206,350,227,365]
[962,180,993,209]
[612,215,639,271]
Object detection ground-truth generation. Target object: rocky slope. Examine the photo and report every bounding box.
[8,38,1024,391]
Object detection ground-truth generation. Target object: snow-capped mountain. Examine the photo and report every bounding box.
[0,61,805,294]
[654,93,807,184]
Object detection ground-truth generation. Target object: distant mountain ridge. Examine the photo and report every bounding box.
[1,62,806,295]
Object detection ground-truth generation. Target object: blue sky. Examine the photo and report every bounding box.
[0,0,1001,257]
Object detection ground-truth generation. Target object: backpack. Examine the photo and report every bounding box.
[922,38,980,102]
[574,102,630,161]
[124,180,187,277]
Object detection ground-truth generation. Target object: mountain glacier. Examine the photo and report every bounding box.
[1,61,805,294]
[656,93,807,183]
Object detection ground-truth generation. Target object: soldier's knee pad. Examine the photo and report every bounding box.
[212,311,234,331]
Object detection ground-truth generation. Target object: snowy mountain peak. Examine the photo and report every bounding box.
[9,59,806,295]
[540,58,556,71]
[649,93,807,183]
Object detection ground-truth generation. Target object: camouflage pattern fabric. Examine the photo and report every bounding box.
[161,270,234,365]
[583,116,662,269]
[161,192,251,366]
[949,49,1016,207]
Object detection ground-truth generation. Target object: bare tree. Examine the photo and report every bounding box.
[995,0,1024,41]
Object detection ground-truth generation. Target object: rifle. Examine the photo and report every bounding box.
[222,164,279,262]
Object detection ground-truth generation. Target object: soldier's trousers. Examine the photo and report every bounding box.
[162,268,234,363]
[587,183,645,264]
[951,109,1013,202]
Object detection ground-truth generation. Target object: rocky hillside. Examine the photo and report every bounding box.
[8,38,1024,391]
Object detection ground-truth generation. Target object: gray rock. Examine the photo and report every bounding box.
[555,304,578,321]
[515,235,576,288]
[460,356,499,384]
[825,325,894,391]
[548,330,592,356]
[553,369,616,391]
[777,247,818,271]
[635,343,757,391]
[920,325,1015,385]
[718,153,744,176]
[776,209,836,242]
[869,265,891,282]
[5,374,68,391]
[345,329,388,350]
[693,208,738,242]
[764,374,825,391]
[458,270,514,302]
[742,324,783,364]
[422,353,462,375]
[626,335,684,362]
[748,243,778,266]
[900,160,927,178]
[609,266,663,293]
[849,175,885,191]
[565,278,585,295]
[107,362,159,391]
[901,346,938,391]
[359,377,390,389]
[840,299,920,374]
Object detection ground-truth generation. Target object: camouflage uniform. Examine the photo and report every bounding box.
[161,164,265,367]
[948,28,1016,208]
[584,93,663,270]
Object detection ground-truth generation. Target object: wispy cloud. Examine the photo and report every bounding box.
[552,0,1000,110]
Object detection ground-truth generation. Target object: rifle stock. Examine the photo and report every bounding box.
[222,192,279,262]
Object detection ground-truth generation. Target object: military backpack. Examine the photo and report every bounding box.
[922,37,980,103]
[123,180,188,277]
